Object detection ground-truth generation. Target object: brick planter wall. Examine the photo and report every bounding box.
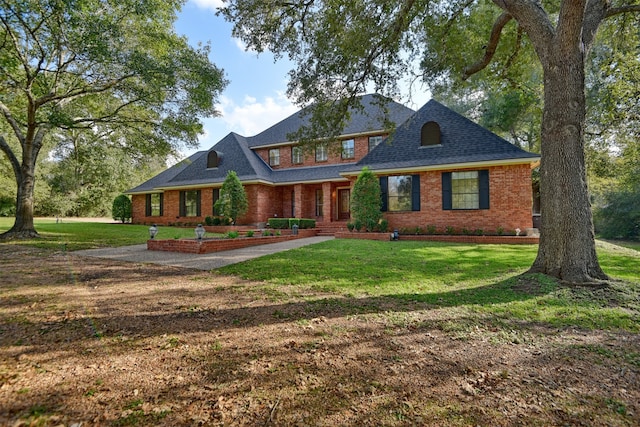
[335,232,539,244]
[147,229,317,254]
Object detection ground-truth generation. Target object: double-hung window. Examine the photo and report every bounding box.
[269,148,280,166]
[180,190,201,217]
[315,144,328,162]
[380,175,421,212]
[341,139,355,159]
[292,146,303,164]
[368,136,383,152]
[145,193,163,217]
[442,170,490,210]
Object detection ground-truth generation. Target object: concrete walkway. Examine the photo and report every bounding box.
[73,236,334,270]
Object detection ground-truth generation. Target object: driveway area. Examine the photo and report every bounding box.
[73,236,334,270]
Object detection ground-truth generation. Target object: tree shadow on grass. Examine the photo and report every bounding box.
[0,273,556,353]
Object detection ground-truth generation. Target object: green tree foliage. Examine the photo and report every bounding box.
[221,0,640,284]
[38,129,168,217]
[594,188,640,240]
[0,0,227,238]
[214,171,248,225]
[112,194,132,223]
[350,167,382,232]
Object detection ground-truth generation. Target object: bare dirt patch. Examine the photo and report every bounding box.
[1,245,638,426]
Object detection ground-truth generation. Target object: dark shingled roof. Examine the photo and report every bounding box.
[247,94,415,147]
[344,99,539,173]
[127,97,539,194]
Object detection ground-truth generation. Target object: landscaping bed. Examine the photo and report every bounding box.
[147,228,317,254]
[335,231,539,244]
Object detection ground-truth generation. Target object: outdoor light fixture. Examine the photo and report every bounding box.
[149,224,158,239]
[390,229,399,241]
[195,223,205,240]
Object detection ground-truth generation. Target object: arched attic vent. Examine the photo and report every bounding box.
[420,121,441,146]
[207,150,220,168]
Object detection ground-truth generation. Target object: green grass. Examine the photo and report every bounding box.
[0,217,204,250]
[219,239,640,332]
[2,218,638,332]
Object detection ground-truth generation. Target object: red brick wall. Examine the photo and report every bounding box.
[382,164,534,234]
[255,134,387,169]
[132,164,535,233]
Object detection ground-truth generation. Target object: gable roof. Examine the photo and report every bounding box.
[126,97,540,194]
[343,99,540,174]
[247,94,415,148]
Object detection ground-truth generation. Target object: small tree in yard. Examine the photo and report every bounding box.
[112,195,132,224]
[214,171,248,225]
[350,167,382,232]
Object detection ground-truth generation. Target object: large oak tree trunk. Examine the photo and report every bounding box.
[1,152,39,240]
[529,44,608,283]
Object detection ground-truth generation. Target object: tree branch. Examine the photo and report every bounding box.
[0,101,25,144]
[605,4,640,17]
[462,12,513,80]
[0,135,20,181]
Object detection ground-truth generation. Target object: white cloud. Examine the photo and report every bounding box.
[190,0,225,11]
[216,93,298,137]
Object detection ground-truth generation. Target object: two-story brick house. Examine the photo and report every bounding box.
[127,94,540,233]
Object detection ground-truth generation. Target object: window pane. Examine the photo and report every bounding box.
[316,144,327,162]
[388,175,412,211]
[368,136,383,151]
[292,146,303,164]
[184,190,199,217]
[452,171,479,209]
[269,149,280,166]
[150,194,161,216]
[342,139,354,159]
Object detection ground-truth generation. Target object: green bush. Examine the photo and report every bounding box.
[299,218,316,229]
[426,224,437,235]
[214,171,248,225]
[350,167,382,232]
[268,218,289,229]
[288,218,300,228]
[112,194,132,223]
[226,230,240,239]
[246,230,255,237]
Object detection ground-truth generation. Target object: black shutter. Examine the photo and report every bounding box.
[179,191,185,217]
[411,175,421,211]
[145,194,151,216]
[196,190,202,217]
[159,193,164,216]
[442,172,452,210]
[380,177,388,212]
[479,170,490,209]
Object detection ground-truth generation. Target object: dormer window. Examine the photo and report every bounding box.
[421,121,441,146]
[207,150,220,168]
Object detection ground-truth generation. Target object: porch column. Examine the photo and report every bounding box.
[322,182,332,222]
[294,184,303,218]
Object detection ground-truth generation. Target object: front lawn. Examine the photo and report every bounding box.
[0,218,203,250]
[220,239,640,332]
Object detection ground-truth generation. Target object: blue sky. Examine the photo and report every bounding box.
[175,0,430,157]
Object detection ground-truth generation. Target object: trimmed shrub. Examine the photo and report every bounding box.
[268,218,289,229]
[112,194,131,223]
[299,218,316,229]
[350,167,382,232]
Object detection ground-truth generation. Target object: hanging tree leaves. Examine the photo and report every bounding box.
[221,0,640,284]
[0,0,227,238]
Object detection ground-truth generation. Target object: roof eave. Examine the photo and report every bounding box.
[341,156,541,177]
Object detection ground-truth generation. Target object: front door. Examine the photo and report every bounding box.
[338,189,350,220]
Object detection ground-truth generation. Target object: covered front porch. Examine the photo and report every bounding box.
[274,180,353,224]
